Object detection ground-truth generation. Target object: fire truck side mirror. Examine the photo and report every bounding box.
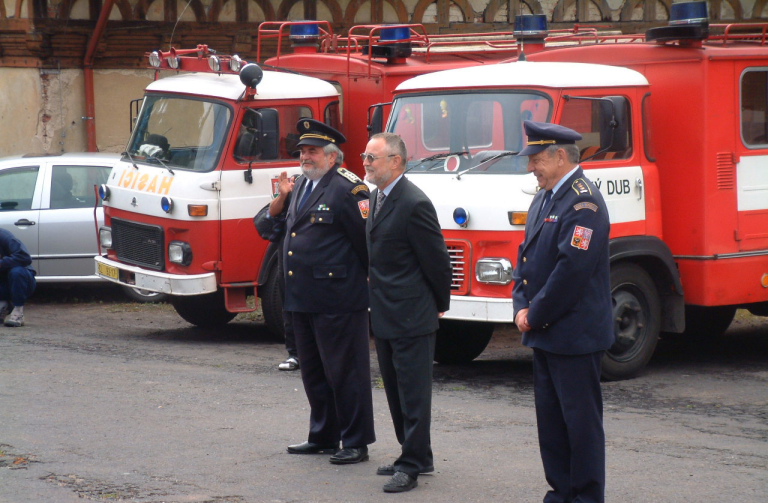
[256,109,279,160]
[367,103,389,137]
[599,96,630,152]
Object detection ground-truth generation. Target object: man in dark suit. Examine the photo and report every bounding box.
[364,133,452,493]
[279,119,375,465]
[0,228,36,327]
[513,121,615,503]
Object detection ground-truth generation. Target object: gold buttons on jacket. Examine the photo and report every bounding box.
[288,271,293,276]
[523,279,528,285]
[523,257,527,263]
[328,272,333,277]
[291,232,296,237]
[288,251,293,256]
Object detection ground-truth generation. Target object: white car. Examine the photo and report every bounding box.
[0,152,164,302]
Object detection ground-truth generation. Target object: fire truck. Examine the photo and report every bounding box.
[94,46,344,334]
[272,5,768,379]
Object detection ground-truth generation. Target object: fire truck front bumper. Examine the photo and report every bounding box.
[443,296,515,323]
[94,256,217,296]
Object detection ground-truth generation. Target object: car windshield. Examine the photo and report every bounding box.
[126,94,232,172]
[389,91,551,175]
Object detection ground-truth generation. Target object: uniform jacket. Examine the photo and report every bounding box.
[0,229,35,276]
[512,167,614,355]
[367,176,452,339]
[282,165,370,313]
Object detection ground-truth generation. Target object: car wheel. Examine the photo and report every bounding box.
[120,285,167,303]
[433,320,494,364]
[260,264,285,340]
[170,289,237,328]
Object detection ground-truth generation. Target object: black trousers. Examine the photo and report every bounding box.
[533,348,605,503]
[292,310,375,448]
[375,332,436,479]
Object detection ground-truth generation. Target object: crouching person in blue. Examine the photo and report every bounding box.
[0,229,37,327]
[513,121,615,503]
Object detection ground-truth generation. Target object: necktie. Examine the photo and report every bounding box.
[539,190,552,221]
[298,180,313,210]
[375,191,386,220]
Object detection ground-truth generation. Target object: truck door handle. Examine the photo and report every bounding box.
[635,178,643,201]
[14,219,36,226]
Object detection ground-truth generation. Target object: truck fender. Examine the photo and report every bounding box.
[609,236,685,333]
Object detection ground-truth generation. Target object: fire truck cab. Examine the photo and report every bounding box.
[95,47,341,333]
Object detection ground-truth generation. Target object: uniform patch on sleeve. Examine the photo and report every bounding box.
[571,225,593,250]
[358,199,370,219]
[351,184,369,195]
[338,167,363,184]
[573,202,598,212]
[571,178,592,196]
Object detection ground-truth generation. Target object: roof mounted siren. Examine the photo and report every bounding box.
[514,14,548,58]
[362,26,413,63]
[646,1,709,44]
[290,22,321,54]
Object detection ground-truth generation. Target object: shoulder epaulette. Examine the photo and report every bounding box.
[337,167,363,184]
[571,178,592,196]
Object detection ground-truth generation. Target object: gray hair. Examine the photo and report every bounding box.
[544,143,580,164]
[323,142,344,164]
[370,132,407,170]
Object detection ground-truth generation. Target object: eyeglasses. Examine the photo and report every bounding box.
[360,153,397,163]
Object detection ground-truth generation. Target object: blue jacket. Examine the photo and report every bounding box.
[282,166,370,313]
[512,168,614,355]
[0,228,35,276]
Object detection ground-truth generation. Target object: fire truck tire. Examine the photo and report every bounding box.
[602,263,661,381]
[681,305,737,339]
[260,266,285,340]
[433,320,494,364]
[170,290,237,328]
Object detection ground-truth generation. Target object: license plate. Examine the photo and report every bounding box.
[97,262,119,280]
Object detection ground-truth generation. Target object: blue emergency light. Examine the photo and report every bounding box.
[513,15,548,37]
[290,23,320,40]
[669,1,708,25]
[380,26,411,42]
[453,207,469,228]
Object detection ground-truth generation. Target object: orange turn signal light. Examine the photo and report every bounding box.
[188,204,208,217]
[508,211,528,225]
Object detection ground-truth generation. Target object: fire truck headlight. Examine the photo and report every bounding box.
[169,241,193,266]
[453,207,469,227]
[99,227,113,249]
[475,258,513,285]
[161,196,173,213]
[148,51,162,68]
[208,55,221,72]
[99,184,110,201]
[167,56,180,69]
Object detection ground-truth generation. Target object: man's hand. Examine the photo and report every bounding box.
[515,308,531,333]
[269,171,295,217]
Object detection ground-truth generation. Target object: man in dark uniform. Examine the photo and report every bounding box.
[0,228,37,327]
[513,121,615,503]
[364,133,452,493]
[280,119,375,465]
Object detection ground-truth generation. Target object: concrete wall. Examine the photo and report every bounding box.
[0,68,155,156]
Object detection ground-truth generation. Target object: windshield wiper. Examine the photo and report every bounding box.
[122,151,140,170]
[145,155,174,175]
[405,151,468,173]
[456,151,518,179]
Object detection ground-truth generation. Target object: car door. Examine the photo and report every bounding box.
[0,163,44,272]
[36,162,113,279]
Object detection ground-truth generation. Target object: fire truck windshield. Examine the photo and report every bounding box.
[390,91,551,175]
[125,94,232,173]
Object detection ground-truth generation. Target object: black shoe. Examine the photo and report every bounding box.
[329,446,369,464]
[376,464,434,476]
[383,471,418,493]
[286,441,339,454]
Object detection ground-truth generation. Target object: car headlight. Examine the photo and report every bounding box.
[168,241,193,266]
[99,226,112,249]
[475,258,513,285]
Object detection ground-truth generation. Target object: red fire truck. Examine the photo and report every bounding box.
[273,6,768,379]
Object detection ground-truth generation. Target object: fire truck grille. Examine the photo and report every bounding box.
[111,218,165,271]
[445,239,470,295]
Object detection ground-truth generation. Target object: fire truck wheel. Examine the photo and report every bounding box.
[170,290,237,328]
[681,305,737,339]
[433,320,494,364]
[260,265,285,340]
[603,263,661,381]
